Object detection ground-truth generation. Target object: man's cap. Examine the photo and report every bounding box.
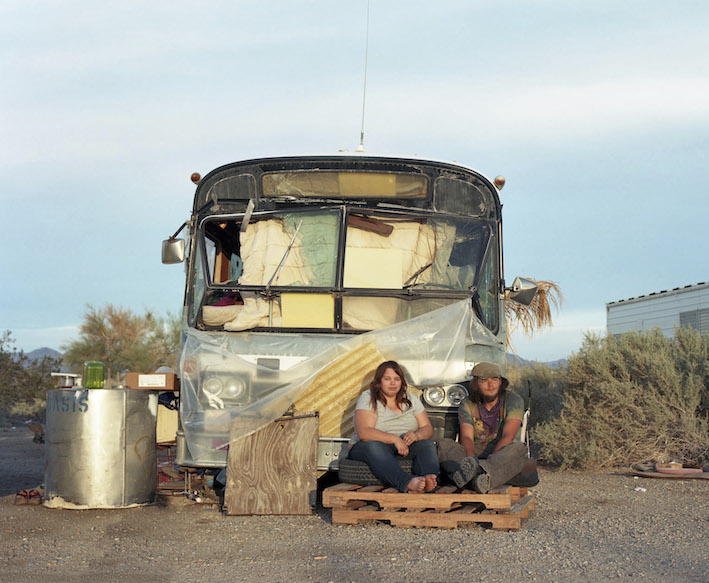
[471,362,509,390]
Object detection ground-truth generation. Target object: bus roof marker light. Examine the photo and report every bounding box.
[191,172,202,184]
[494,175,506,190]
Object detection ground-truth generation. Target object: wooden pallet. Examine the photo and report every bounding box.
[322,483,535,530]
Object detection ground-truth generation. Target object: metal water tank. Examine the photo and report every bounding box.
[44,388,158,509]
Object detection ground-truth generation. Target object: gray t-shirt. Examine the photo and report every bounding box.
[349,389,425,445]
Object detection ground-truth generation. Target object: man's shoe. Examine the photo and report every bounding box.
[472,472,490,494]
[451,456,480,488]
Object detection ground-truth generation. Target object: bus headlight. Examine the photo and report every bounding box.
[446,384,468,406]
[224,378,247,399]
[203,376,223,396]
[423,387,446,406]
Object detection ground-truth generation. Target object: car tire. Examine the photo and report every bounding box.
[338,457,413,486]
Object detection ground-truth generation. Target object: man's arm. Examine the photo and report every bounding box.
[493,418,522,453]
[459,422,476,457]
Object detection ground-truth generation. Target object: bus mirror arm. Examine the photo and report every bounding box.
[506,277,538,306]
[161,221,188,264]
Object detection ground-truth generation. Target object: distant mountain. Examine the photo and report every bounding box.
[506,354,567,369]
[25,347,62,362]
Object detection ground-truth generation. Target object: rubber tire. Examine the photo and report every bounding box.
[338,457,413,486]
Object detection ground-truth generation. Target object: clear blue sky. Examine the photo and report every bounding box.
[2,1,708,361]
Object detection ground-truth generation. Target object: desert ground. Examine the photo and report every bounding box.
[1,424,707,583]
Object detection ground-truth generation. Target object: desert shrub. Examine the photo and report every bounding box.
[9,398,46,418]
[507,362,564,428]
[0,331,59,414]
[532,329,709,468]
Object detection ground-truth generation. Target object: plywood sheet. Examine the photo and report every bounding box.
[281,293,334,328]
[293,343,384,438]
[225,415,318,515]
[343,248,403,288]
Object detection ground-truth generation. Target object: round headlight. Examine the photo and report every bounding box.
[446,384,468,406]
[424,387,446,406]
[202,377,223,396]
[224,379,247,399]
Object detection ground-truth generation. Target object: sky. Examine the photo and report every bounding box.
[2,0,708,362]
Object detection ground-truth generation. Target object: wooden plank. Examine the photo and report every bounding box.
[505,495,534,519]
[628,469,709,480]
[436,486,458,494]
[327,483,363,492]
[322,486,514,510]
[225,415,318,515]
[451,503,485,514]
[331,507,525,530]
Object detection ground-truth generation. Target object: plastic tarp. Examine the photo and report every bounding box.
[179,299,502,463]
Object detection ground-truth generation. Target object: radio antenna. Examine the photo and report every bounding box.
[356,0,371,153]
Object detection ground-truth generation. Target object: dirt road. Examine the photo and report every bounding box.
[1,426,707,583]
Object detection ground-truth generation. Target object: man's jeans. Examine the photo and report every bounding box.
[348,439,439,493]
[438,438,539,488]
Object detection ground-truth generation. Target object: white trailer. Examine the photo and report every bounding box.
[606,281,709,337]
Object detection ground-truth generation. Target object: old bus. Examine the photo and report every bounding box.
[162,155,536,471]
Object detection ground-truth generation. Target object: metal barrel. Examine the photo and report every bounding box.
[44,388,158,509]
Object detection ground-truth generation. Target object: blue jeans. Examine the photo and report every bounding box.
[348,439,439,493]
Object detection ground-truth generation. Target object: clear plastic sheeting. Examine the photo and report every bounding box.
[179,299,502,463]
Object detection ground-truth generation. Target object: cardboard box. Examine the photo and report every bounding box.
[126,372,179,391]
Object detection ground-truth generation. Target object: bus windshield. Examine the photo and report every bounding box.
[193,208,496,332]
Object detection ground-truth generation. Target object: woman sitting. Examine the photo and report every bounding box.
[347,360,439,493]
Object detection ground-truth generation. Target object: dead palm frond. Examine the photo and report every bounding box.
[505,279,563,352]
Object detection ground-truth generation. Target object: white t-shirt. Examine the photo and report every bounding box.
[349,389,425,445]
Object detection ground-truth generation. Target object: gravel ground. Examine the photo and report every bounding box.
[1,425,708,583]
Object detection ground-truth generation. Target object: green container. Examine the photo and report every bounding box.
[83,361,105,389]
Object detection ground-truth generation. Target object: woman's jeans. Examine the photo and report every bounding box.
[348,439,439,492]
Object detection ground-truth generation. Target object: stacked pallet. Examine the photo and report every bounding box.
[323,483,535,531]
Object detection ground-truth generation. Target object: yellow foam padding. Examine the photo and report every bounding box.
[280,293,334,328]
[343,248,404,289]
[338,172,397,197]
[294,343,385,438]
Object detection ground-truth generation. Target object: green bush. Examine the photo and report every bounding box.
[507,361,564,428]
[9,398,46,418]
[0,331,59,415]
[531,328,709,468]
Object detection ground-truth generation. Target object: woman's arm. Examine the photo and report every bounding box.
[354,409,408,455]
[402,411,434,445]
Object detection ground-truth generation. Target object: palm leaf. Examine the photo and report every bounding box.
[505,279,563,352]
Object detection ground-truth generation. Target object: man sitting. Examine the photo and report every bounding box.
[438,362,539,493]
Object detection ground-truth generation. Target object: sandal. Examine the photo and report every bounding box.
[14,489,29,505]
[27,489,42,504]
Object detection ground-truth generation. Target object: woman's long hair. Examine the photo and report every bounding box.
[369,361,411,411]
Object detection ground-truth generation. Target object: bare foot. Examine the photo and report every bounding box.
[424,474,437,492]
[406,476,426,493]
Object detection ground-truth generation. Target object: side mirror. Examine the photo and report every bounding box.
[162,238,185,264]
[507,277,538,306]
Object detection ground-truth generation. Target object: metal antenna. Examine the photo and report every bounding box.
[357,0,371,153]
